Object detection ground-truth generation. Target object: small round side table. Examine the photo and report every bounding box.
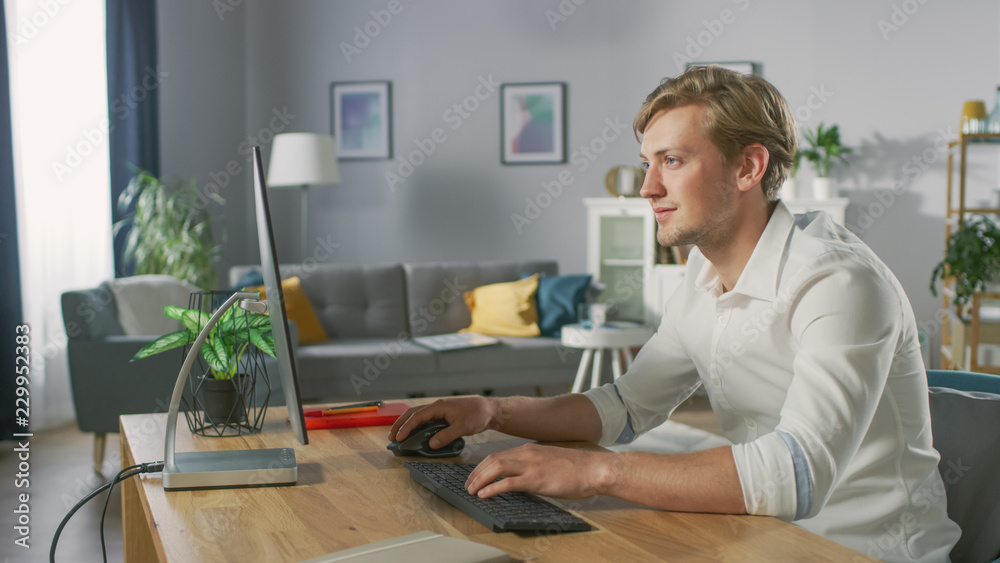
[560,322,654,392]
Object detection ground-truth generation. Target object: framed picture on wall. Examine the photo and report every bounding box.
[330,81,392,160]
[500,82,566,165]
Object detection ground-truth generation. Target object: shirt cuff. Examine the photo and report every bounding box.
[731,432,800,521]
[776,430,814,520]
[582,383,631,447]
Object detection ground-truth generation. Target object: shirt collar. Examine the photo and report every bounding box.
[693,201,796,301]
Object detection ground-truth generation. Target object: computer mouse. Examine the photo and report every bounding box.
[387,419,465,458]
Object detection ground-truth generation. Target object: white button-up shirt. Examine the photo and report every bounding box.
[584,202,960,562]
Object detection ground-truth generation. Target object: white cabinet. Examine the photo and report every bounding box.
[584,198,665,325]
[584,197,849,327]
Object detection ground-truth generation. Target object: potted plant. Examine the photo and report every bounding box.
[113,167,225,290]
[798,123,852,200]
[930,214,1000,312]
[131,302,276,427]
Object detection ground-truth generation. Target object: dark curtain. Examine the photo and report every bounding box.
[0,2,24,440]
[107,0,159,278]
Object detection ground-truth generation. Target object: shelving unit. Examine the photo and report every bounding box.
[940,132,1000,375]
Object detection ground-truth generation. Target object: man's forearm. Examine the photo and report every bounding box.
[489,393,602,443]
[599,446,747,514]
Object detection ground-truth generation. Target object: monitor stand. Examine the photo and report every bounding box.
[162,449,297,490]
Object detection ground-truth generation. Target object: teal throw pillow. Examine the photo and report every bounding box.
[536,274,592,337]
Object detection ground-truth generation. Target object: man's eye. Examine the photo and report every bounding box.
[666,157,678,165]
[640,162,649,171]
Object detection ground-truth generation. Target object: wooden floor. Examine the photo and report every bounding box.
[0,396,719,563]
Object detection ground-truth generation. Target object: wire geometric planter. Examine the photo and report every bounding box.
[180,290,271,437]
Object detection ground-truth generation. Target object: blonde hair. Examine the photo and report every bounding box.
[633,66,798,201]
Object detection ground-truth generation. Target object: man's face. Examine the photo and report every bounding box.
[639,104,740,250]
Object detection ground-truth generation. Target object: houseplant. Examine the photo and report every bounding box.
[113,167,224,290]
[930,214,1000,312]
[798,123,852,200]
[132,300,276,431]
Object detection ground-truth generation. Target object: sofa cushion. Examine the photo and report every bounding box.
[536,274,592,337]
[105,275,201,336]
[404,261,558,336]
[268,264,409,339]
[462,274,540,337]
[246,276,329,345]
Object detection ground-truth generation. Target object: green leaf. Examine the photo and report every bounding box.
[251,332,277,358]
[180,310,211,333]
[131,330,191,361]
[211,334,229,369]
[201,341,228,373]
[164,305,189,321]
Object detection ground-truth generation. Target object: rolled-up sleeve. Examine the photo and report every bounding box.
[731,254,905,520]
[583,303,701,447]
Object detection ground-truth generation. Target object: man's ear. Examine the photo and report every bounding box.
[736,144,769,193]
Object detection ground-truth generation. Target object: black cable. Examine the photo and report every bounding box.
[99,465,136,563]
[50,461,164,563]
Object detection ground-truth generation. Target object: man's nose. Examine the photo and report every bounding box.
[639,167,663,199]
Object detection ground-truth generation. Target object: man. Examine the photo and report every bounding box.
[389,67,960,562]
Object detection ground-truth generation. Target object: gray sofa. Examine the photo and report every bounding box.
[229,260,581,402]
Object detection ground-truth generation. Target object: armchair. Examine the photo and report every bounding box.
[61,279,184,473]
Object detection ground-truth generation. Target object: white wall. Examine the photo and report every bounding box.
[160,0,1000,366]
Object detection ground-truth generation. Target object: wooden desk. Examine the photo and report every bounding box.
[120,401,872,562]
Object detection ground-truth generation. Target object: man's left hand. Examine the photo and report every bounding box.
[464,443,615,499]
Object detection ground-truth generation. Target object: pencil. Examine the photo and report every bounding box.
[322,405,380,416]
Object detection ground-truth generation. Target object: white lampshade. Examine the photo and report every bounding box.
[266,133,341,187]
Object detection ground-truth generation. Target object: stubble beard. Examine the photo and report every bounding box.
[654,187,736,253]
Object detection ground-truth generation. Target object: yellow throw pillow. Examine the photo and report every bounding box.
[461,274,540,337]
[245,276,329,345]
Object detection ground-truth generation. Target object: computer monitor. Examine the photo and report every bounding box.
[252,145,309,446]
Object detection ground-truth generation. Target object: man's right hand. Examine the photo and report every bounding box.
[388,396,503,450]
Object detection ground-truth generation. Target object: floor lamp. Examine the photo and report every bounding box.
[266,133,341,260]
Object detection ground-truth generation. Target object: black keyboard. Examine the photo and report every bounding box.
[404,461,592,533]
